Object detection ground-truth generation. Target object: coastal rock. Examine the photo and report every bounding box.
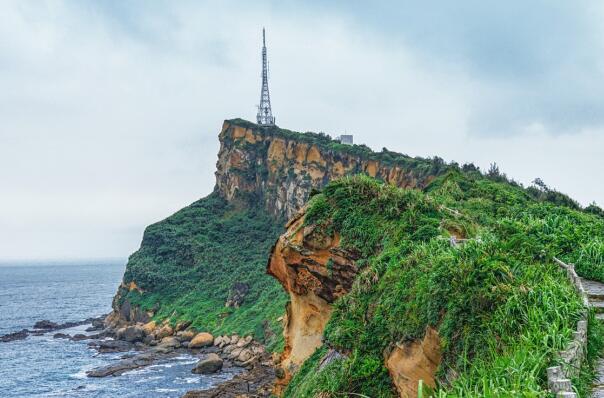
[192,353,223,374]
[117,325,145,343]
[237,348,254,362]
[142,321,156,336]
[53,333,70,339]
[92,339,134,353]
[71,334,88,341]
[34,320,59,330]
[158,336,180,349]
[183,352,275,398]
[0,329,29,342]
[176,330,196,341]
[267,207,359,385]
[229,347,243,359]
[236,335,253,348]
[188,332,214,349]
[87,352,155,377]
[156,324,174,340]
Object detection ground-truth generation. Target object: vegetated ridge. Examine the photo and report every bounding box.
[108,118,604,396]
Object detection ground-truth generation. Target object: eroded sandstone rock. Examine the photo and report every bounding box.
[267,207,359,386]
[385,327,442,398]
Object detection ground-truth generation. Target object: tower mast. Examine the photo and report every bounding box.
[257,28,275,126]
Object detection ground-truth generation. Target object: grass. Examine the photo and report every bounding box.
[283,174,604,397]
[119,192,287,350]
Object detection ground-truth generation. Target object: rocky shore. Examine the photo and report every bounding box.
[1,314,278,397]
[98,317,277,397]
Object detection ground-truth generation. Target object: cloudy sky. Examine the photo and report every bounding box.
[1,0,603,261]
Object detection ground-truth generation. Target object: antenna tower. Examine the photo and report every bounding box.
[257,28,275,126]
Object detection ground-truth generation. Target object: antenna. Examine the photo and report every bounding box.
[256,27,275,126]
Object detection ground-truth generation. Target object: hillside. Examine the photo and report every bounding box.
[274,174,604,397]
[107,119,604,396]
[108,119,453,347]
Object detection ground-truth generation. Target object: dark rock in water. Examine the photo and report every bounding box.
[0,329,29,342]
[86,352,156,377]
[34,320,59,330]
[34,315,108,333]
[71,334,88,341]
[53,333,70,339]
[225,282,249,308]
[91,339,134,353]
[192,353,223,374]
[91,317,105,329]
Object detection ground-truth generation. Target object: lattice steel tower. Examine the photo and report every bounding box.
[257,28,275,126]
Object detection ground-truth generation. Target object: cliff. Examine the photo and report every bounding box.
[106,118,604,397]
[107,119,449,347]
[215,119,446,220]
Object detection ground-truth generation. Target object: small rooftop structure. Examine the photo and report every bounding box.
[336,134,353,145]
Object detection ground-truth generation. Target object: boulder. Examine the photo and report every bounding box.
[159,336,181,348]
[53,333,70,339]
[237,348,254,362]
[192,353,223,374]
[71,334,88,341]
[236,335,253,348]
[225,282,249,308]
[142,321,156,336]
[156,324,174,340]
[223,344,236,354]
[251,344,265,355]
[188,332,214,349]
[230,334,239,344]
[229,347,243,359]
[176,330,196,342]
[117,325,145,343]
[213,336,223,346]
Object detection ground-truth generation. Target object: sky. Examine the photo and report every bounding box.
[1,0,603,260]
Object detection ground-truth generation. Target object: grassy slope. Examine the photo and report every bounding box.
[284,173,604,397]
[120,192,287,350]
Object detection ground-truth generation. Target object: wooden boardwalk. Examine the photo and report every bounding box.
[580,277,604,397]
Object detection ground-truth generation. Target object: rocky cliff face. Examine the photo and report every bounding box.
[215,119,440,220]
[266,206,359,389]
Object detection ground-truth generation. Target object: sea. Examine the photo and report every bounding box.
[0,261,237,398]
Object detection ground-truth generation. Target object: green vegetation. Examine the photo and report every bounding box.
[120,192,287,350]
[116,119,603,394]
[284,174,604,397]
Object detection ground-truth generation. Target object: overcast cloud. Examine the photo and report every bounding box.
[1,0,603,260]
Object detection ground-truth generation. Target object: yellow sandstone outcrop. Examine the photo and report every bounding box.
[267,208,359,391]
[385,327,442,398]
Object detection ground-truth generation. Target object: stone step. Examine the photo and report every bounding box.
[590,300,604,314]
[581,277,604,297]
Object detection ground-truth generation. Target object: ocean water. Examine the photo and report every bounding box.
[0,261,236,398]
